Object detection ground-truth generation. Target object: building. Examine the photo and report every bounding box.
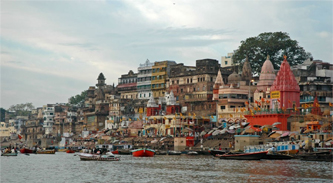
[118,70,138,99]
[42,104,55,135]
[151,60,176,98]
[221,53,234,67]
[137,59,154,99]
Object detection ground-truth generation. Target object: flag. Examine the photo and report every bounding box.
[18,134,22,139]
[294,106,298,111]
[266,100,270,104]
[316,103,320,107]
[229,114,233,118]
[180,113,183,117]
[236,108,239,112]
[288,100,291,104]
[193,113,196,116]
[255,100,258,104]
[330,102,333,107]
[258,102,261,106]
[261,98,265,102]
[188,112,192,116]
[245,101,249,105]
[277,99,281,103]
[164,117,167,120]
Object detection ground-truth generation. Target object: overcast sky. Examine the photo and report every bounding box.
[1,0,332,109]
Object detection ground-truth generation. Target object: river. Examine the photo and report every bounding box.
[1,153,332,183]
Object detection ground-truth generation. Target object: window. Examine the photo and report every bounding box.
[193,87,196,91]
[220,106,225,110]
[225,61,228,65]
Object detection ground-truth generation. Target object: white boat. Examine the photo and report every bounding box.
[78,152,120,161]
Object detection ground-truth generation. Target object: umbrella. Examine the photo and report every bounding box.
[229,126,235,130]
[241,122,249,127]
[303,129,313,134]
[200,131,207,136]
[219,129,227,134]
[160,137,166,141]
[234,124,241,129]
[185,127,194,131]
[244,125,251,130]
[241,128,255,135]
[261,125,273,129]
[272,122,281,126]
[268,131,276,137]
[207,129,215,134]
[151,140,158,144]
[253,124,262,128]
[227,129,235,134]
[212,130,221,136]
[217,125,224,129]
[280,132,290,138]
[269,133,281,138]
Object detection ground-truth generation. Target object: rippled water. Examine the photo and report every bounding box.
[1,152,332,183]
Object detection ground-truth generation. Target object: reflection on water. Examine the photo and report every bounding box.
[1,153,332,183]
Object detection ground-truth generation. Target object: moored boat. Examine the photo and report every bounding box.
[66,150,75,153]
[209,150,227,157]
[217,151,268,160]
[1,153,18,156]
[262,153,294,160]
[78,153,120,161]
[296,151,332,162]
[37,150,56,154]
[118,149,132,155]
[112,150,119,154]
[168,150,182,155]
[155,150,167,155]
[132,148,155,157]
[187,151,199,155]
[20,148,35,154]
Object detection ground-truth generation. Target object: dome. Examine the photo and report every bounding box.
[228,71,241,84]
[257,56,276,92]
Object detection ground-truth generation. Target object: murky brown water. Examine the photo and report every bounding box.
[1,152,332,183]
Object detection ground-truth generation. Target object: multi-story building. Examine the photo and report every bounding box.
[137,59,154,99]
[221,53,235,68]
[151,60,177,98]
[42,104,55,135]
[118,70,138,99]
[168,59,229,117]
[292,59,333,113]
[54,105,68,136]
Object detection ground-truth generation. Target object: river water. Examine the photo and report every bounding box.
[1,152,332,183]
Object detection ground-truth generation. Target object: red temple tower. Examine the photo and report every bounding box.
[270,55,300,110]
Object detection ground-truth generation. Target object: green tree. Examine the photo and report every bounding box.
[69,90,87,107]
[7,102,35,116]
[233,32,312,75]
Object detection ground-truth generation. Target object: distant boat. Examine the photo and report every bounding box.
[168,150,182,155]
[20,148,35,154]
[1,153,18,156]
[78,153,120,161]
[209,150,227,157]
[37,150,56,154]
[296,151,332,162]
[111,150,119,154]
[66,150,75,153]
[262,153,294,160]
[132,148,155,157]
[155,150,167,155]
[187,151,198,155]
[217,151,268,160]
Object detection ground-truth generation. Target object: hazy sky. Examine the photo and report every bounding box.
[1,0,332,109]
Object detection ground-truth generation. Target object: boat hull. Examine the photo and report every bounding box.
[112,150,119,154]
[218,151,267,160]
[79,156,120,161]
[1,153,18,156]
[132,149,155,157]
[209,150,227,157]
[262,154,294,160]
[20,148,35,154]
[168,151,181,155]
[66,150,75,153]
[37,150,55,154]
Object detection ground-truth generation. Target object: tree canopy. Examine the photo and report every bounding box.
[7,103,35,116]
[233,32,312,75]
[0,108,6,122]
[68,90,87,107]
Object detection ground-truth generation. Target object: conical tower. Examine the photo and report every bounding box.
[270,56,300,109]
[213,69,224,101]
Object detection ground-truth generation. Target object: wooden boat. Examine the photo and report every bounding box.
[187,151,199,155]
[118,149,132,155]
[168,150,182,155]
[66,150,75,153]
[132,148,155,157]
[195,150,211,155]
[20,148,35,154]
[209,150,227,157]
[37,150,55,154]
[296,151,332,162]
[1,153,18,156]
[155,150,167,155]
[217,151,268,160]
[262,153,294,160]
[112,150,119,154]
[79,153,120,161]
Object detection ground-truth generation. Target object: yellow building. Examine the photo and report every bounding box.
[0,122,15,138]
[151,61,176,98]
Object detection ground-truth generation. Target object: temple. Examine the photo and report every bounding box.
[245,56,299,131]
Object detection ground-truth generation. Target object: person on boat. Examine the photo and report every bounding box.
[218,144,222,150]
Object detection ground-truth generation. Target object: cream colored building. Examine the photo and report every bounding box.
[221,53,234,67]
[0,122,15,137]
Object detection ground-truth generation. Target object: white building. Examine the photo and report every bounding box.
[43,104,55,135]
[221,53,234,67]
[137,59,154,99]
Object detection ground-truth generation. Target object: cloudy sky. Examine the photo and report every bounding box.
[1,0,332,109]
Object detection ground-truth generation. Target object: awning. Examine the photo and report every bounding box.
[303,129,313,134]
[269,133,281,138]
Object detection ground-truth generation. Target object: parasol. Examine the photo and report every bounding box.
[261,125,273,129]
[227,129,235,134]
[212,130,221,136]
[269,133,281,138]
[268,131,276,137]
[272,122,281,126]
[253,124,262,128]
[280,132,290,138]
[229,126,235,130]
[200,131,207,136]
[241,122,250,127]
